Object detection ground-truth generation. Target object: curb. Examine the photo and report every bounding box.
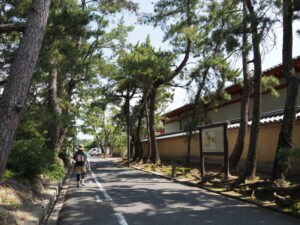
[40,165,73,225]
[130,166,300,219]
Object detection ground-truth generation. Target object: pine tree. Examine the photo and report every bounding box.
[0,0,51,179]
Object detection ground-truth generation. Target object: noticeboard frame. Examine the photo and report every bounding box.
[199,122,229,179]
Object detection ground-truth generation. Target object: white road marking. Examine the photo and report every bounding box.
[90,170,113,202]
[90,168,129,225]
[95,195,102,202]
[114,213,129,225]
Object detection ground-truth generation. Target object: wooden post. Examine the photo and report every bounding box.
[199,129,205,180]
[200,153,205,180]
[224,123,229,179]
[171,160,177,178]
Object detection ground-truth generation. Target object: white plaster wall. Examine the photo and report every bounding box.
[164,121,181,133]
[261,89,286,113]
[207,101,241,123]
[249,84,300,115]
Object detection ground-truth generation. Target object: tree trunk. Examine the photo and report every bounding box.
[56,126,69,152]
[125,85,130,165]
[185,65,210,167]
[185,105,199,168]
[130,137,134,160]
[100,143,105,158]
[271,0,299,180]
[145,96,152,163]
[148,88,161,164]
[0,0,51,179]
[136,138,144,162]
[147,28,191,165]
[47,66,72,157]
[242,0,262,179]
[229,4,250,171]
[132,137,138,161]
[57,78,82,154]
[47,67,62,153]
[294,1,300,11]
[133,91,147,162]
[94,133,103,154]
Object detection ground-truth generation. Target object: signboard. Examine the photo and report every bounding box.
[202,126,225,152]
[199,122,229,179]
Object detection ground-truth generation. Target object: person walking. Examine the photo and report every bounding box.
[73,144,90,188]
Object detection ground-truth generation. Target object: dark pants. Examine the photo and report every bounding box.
[77,173,85,181]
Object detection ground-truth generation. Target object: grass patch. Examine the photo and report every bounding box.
[0,187,22,209]
[1,198,22,209]
[290,201,300,213]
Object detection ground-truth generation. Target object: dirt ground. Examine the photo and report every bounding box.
[0,176,55,225]
[114,158,300,216]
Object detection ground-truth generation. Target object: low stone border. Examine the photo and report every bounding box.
[42,166,73,225]
[130,165,300,219]
[0,165,73,225]
[41,165,73,225]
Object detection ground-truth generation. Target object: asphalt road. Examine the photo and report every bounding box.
[56,157,300,225]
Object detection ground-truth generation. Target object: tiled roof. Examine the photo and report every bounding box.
[228,108,300,129]
[141,130,188,142]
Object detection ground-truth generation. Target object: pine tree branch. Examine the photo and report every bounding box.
[294,1,300,11]
[0,22,28,33]
[67,78,87,95]
[0,79,7,86]
[173,38,192,77]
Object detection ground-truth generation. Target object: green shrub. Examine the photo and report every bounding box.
[44,164,65,181]
[8,138,54,180]
[119,146,127,157]
[276,147,300,171]
[291,148,300,162]
[84,140,97,150]
[276,148,293,170]
[3,169,18,179]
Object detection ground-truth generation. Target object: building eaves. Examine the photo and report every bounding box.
[164,103,194,118]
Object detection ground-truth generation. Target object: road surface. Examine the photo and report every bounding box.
[56,157,300,225]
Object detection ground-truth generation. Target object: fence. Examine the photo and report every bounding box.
[141,120,300,174]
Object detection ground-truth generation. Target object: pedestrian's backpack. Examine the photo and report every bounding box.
[75,151,85,163]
